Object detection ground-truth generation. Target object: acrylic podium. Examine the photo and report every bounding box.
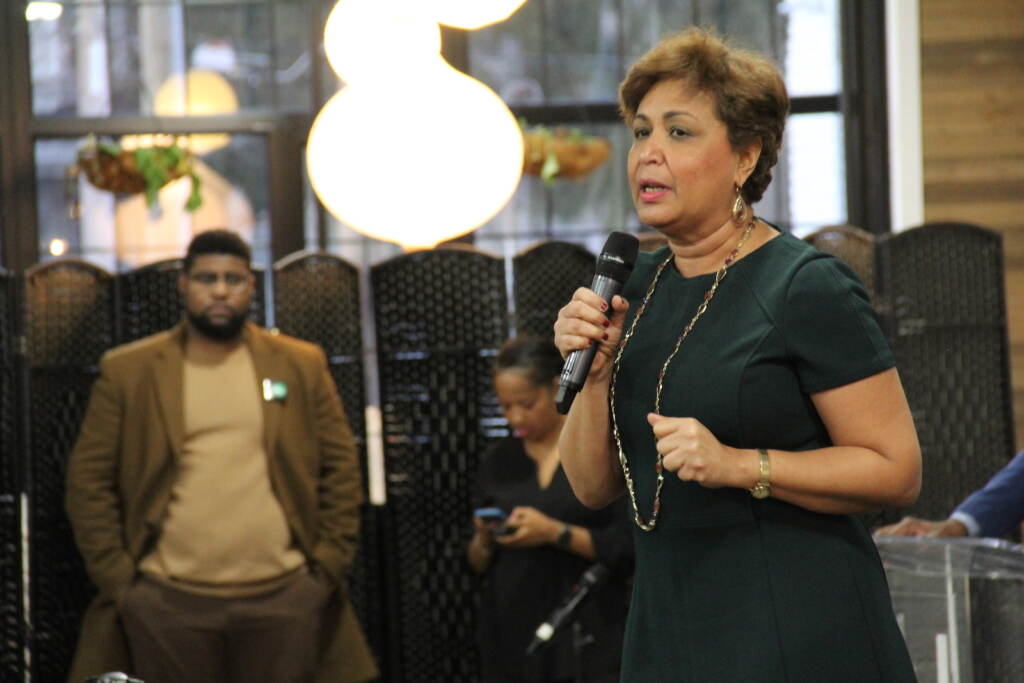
[875,536,1024,683]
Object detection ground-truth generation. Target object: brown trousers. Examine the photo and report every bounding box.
[119,572,329,683]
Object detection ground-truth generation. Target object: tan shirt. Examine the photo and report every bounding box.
[140,343,305,593]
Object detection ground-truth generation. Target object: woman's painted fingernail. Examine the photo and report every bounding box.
[600,301,608,311]
[602,332,609,341]
[603,319,610,328]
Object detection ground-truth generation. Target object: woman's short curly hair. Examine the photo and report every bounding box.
[618,28,789,204]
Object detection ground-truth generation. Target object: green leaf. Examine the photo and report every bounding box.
[185,171,203,212]
[540,150,560,187]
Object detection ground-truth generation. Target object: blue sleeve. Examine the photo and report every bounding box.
[953,451,1024,538]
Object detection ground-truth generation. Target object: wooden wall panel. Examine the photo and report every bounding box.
[920,0,1024,451]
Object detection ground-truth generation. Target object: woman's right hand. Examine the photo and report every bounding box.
[553,288,630,381]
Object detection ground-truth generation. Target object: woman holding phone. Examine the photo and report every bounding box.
[467,336,633,683]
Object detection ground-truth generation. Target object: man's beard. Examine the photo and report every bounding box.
[187,308,247,341]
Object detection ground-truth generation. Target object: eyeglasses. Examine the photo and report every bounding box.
[188,272,251,290]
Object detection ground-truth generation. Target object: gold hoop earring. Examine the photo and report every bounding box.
[731,186,745,224]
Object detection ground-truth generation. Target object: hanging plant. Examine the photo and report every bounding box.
[521,122,612,187]
[73,135,202,211]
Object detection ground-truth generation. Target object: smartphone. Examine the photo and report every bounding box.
[474,506,508,523]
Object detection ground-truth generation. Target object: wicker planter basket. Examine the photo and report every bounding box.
[522,127,612,182]
[73,137,201,210]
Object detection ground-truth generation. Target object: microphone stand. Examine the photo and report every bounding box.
[570,620,595,683]
[526,564,608,680]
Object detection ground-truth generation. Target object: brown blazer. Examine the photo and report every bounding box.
[64,322,378,683]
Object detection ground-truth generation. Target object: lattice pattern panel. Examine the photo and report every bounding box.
[116,258,185,344]
[25,262,115,683]
[28,369,99,683]
[803,224,878,302]
[272,253,385,668]
[377,352,494,682]
[117,259,266,344]
[0,270,24,680]
[372,249,507,682]
[877,224,1015,521]
[0,270,19,494]
[513,241,595,339]
[373,249,508,352]
[970,576,1024,682]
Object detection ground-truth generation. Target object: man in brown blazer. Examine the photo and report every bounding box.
[65,230,377,683]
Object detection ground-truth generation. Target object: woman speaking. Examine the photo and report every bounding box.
[554,28,921,682]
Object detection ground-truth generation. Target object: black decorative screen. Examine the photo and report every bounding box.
[116,258,185,344]
[272,252,386,670]
[513,241,595,339]
[0,270,24,680]
[803,224,878,302]
[877,224,1016,521]
[372,248,507,683]
[25,261,115,682]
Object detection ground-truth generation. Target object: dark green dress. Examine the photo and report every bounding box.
[615,234,915,682]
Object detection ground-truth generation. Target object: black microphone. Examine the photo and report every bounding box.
[526,563,609,655]
[555,232,640,414]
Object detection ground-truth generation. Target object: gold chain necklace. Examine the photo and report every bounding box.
[610,216,757,531]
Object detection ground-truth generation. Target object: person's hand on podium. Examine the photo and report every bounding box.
[874,516,968,538]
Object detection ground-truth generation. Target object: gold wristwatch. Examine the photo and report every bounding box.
[750,448,771,499]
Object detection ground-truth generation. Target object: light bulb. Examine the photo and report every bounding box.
[307,63,522,248]
[153,69,239,154]
[324,0,442,84]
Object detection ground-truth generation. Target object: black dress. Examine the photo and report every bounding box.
[615,235,916,682]
[474,437,634,683]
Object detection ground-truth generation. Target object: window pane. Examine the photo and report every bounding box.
[29,2,112,117]
[465,0,545,105]
[697,0,783,59]
[543,0,622,104]
[782,0,840,96]
[474,123,636,258]
[273,2,315,113]
[35,133,271,270]
[785,112,846,236]
[28,0,313,117]
[184,2,272,109]
[622,0,697,65]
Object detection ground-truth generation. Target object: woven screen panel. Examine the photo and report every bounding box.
[272,253,386,668]
[272,254,367,475]
[25,262,115,682]
[25,261,114,369]
[877,224,1015,521]
[116,258,185,344]
[117,259,266,344]
[513,241,595,339]
[0,270,19,494]
[373,248,508,353]
[970,575,1024,681]
[372,249,507,682]
[803,224,878,302]
[0,270,24,680]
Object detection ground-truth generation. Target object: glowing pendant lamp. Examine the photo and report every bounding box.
[306,0,524,249]
[153,69,239,154]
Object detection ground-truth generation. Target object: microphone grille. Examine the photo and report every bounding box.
[601,231,640,267]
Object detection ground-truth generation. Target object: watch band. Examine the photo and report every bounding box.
[750,448,771,499]
[556,523,572,548]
